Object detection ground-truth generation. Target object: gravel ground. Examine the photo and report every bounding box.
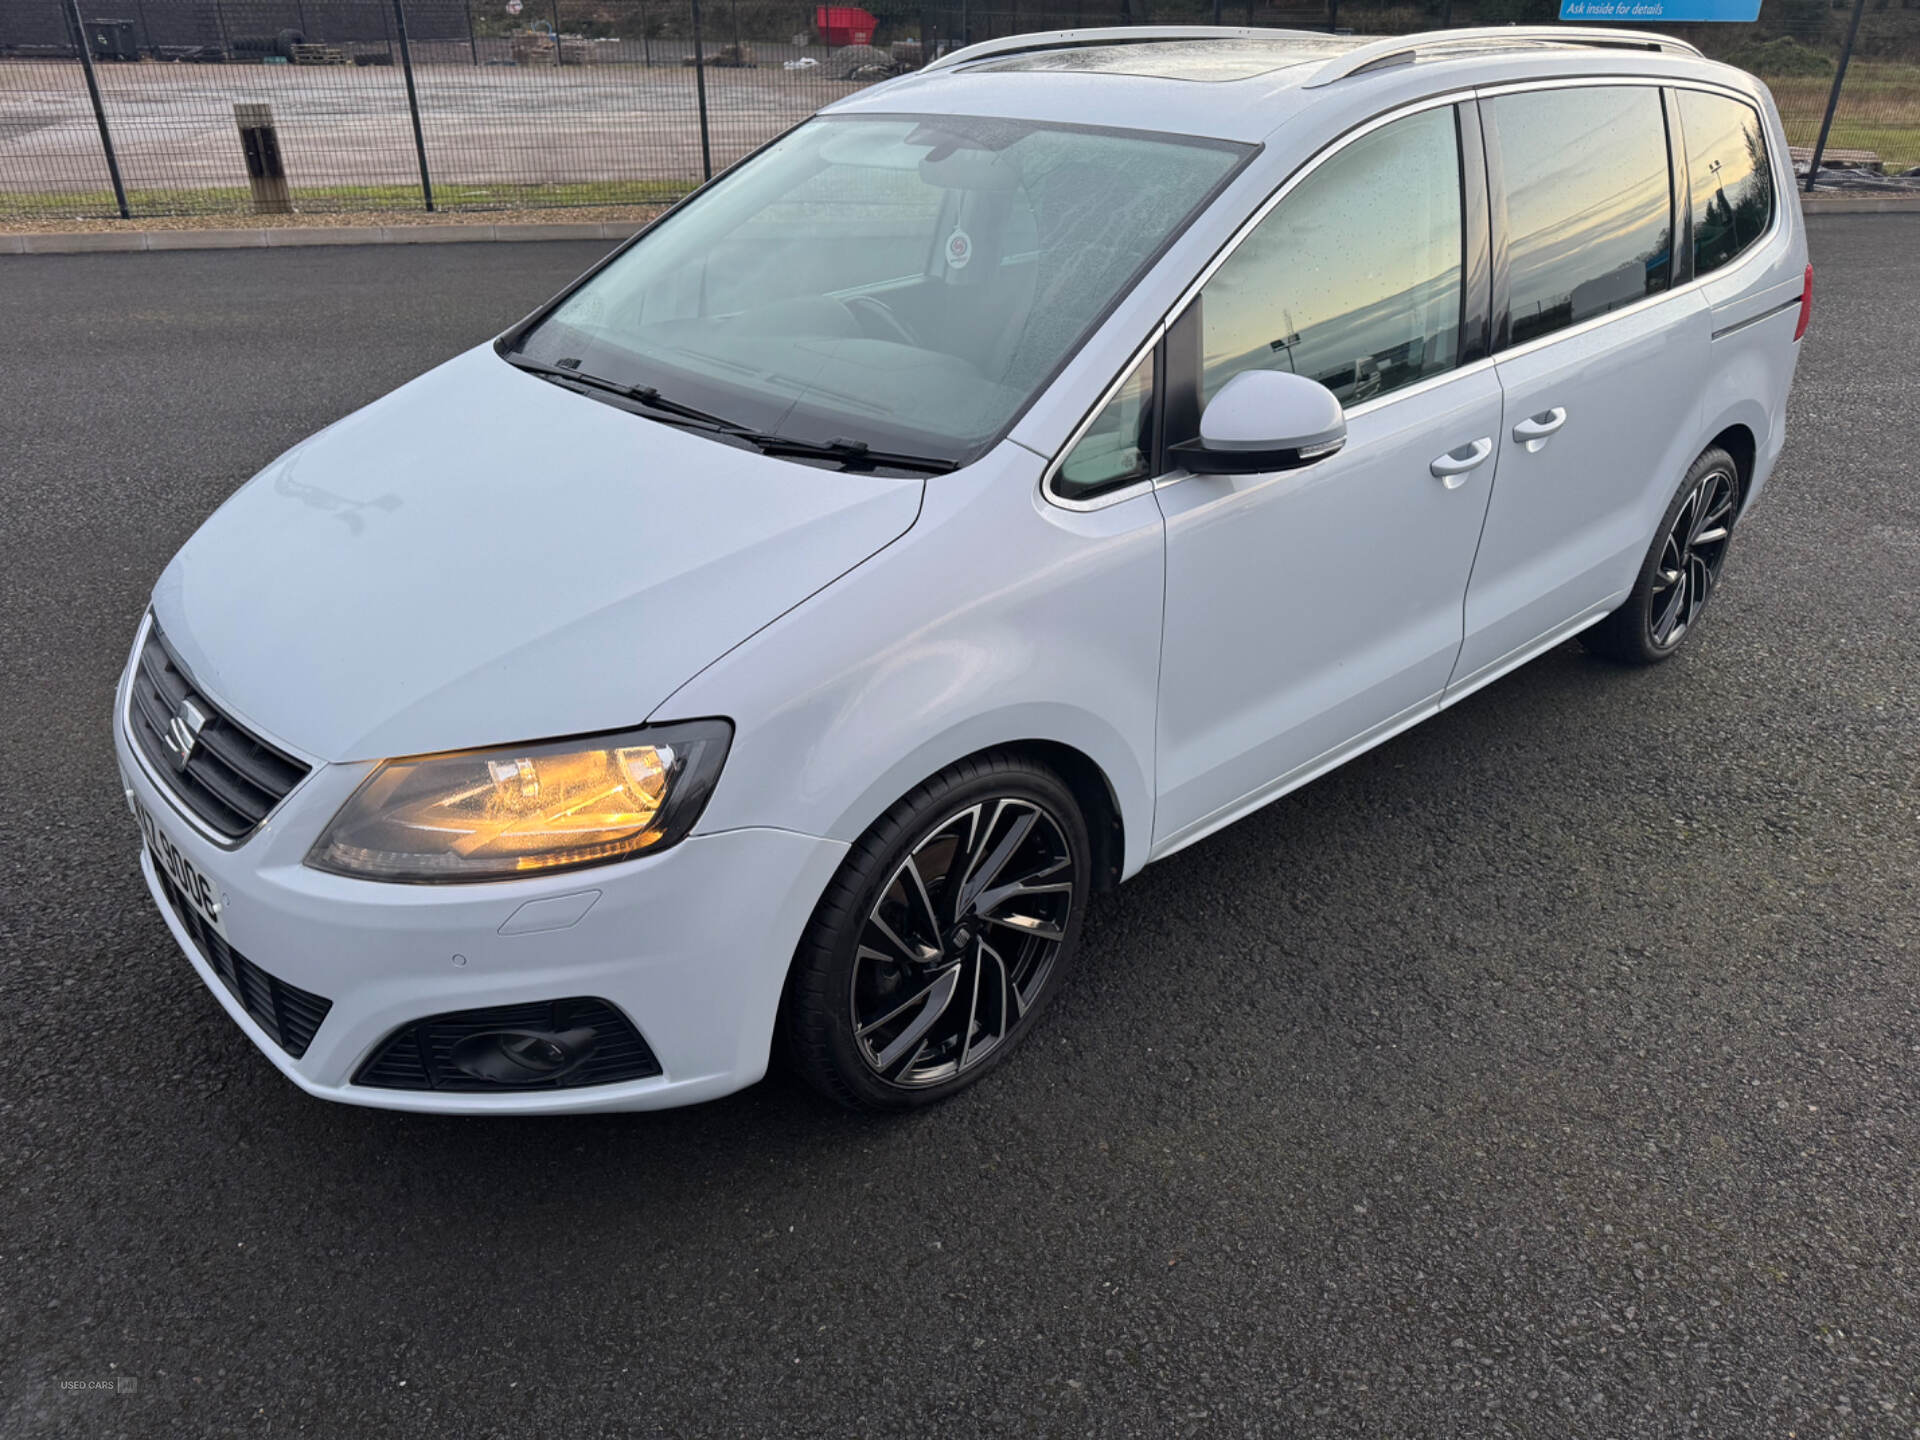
[0,218,1915,1438]
[0,203,665,235]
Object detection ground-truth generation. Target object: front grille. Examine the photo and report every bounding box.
[354,998,662,1092]
[153,866,332,1058]
[127,622,309,841]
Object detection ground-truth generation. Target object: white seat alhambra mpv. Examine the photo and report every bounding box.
[117,26,1810,1113]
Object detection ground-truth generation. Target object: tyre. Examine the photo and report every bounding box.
[1583,445,1741,665]
[783,752,1091,1111]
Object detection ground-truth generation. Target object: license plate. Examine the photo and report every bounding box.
[135,796,227,940]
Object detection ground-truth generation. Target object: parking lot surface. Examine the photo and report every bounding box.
[1,58,850,198]
[2,217,1916,1437]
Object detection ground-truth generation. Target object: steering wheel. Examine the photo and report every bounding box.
[842,295,922,348]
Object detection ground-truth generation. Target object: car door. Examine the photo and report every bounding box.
[1451,83,1714,695]
[1147,102,1501,856]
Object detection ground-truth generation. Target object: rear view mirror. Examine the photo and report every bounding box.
[1169,370,1346,475]
[917,148,1023,192]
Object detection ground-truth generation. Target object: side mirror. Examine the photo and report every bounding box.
[1169,370,1346,475]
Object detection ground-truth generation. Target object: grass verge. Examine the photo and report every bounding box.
[1767,61,1920,171]
[0,179,693,224]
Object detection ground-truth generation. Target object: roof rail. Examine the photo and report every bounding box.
[920,25,1324,74]
[1301,26,1703,88]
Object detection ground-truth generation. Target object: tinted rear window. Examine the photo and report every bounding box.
[1489,86,1674,347]
[1678,89,1775,276]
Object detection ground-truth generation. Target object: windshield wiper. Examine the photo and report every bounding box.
[505,354,743,432]
[745,434,957,474]
[505,353,958,474]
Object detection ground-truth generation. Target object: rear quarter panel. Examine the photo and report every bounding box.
[1691,76,1809,514]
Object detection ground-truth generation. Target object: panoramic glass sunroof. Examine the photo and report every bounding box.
[971,36,1362,83]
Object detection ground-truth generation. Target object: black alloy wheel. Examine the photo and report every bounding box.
[1648,463,1738,649]
[784,753,1090,1110]
[849,796,1074,1087]
[1585,445,1742,664]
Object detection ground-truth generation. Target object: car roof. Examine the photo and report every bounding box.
[967,33,1361,84]
[823,26,1745,145]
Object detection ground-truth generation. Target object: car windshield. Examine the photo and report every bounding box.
[510,115,1249,465]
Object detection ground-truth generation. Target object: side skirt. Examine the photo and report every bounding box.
[1147,693,1440,865]
[1440,592,1624,710]
[1142,591,1628,869]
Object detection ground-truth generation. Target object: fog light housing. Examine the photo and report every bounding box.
[352,997,661,1092]
[448,1027,599,1084]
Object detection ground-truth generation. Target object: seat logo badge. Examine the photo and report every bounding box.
[163,698,208,772]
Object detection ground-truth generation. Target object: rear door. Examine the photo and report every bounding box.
[1150,103,1501,854]
[1452,82,1713,695]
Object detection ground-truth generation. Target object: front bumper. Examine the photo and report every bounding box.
[114,688,845,1115]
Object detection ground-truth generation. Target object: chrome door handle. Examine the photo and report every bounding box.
[1512,407,1568,452]
[1429,437,1493,489]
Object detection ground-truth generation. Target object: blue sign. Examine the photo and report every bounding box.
[1559,0,1761,20]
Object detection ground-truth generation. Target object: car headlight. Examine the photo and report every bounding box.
[305,720,732,883]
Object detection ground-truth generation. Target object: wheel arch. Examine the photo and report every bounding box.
[1693,366,1778,518]
[988,738,1124,895]
[1706,419,1758,510]
[816,706,1147,891]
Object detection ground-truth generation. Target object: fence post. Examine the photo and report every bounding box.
[640,0,651,66]
[550,0,565,64]
[691,0,713,182]
[1804,0,1866,194]
[66,0,131,219]
[465,0,479,64]
[234,102,293,213]
[392,0,436,210]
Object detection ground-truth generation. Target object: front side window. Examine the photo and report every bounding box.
[1055,351,1155,500]
[512,117,1246,466]
[1489,86,1674,346]
[1679,90,1775,276]
[1197,105,1463,409]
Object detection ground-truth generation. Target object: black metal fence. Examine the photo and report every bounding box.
[3,0,1915,221]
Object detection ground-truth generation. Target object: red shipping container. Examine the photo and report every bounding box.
[815,6,876,45]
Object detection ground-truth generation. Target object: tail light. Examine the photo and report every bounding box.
[1793,263,1813,341]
